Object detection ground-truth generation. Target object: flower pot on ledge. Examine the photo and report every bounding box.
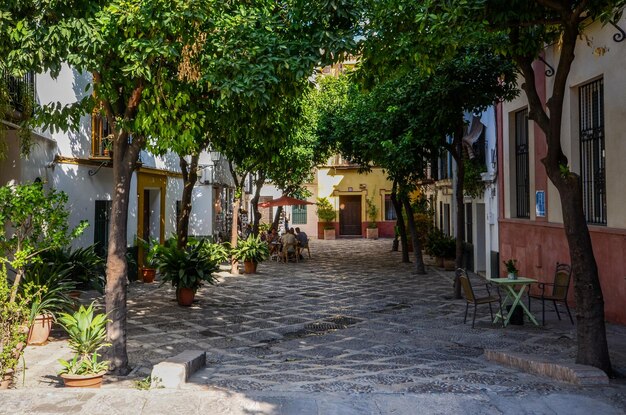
[323,228,336,240]
[366,227,378,239]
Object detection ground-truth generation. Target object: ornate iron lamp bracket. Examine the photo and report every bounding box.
[88,161,108,176]
[609,21,625,42]
[538,56,555,77]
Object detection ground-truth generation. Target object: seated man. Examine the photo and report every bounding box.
[279,228,298,262]
[295,227,309,259]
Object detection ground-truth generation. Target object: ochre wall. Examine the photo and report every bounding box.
[316,166,394,237]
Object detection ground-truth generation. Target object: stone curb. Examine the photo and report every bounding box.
[485,349,609,385]
[150,350,206,389]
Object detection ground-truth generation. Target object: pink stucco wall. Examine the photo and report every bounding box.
[499,219,626,325]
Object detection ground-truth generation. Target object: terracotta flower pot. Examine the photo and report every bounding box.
[176,287,195,306]
[323,228,336,240]
[0,369,14,390]
[141,267,156,283]
[443,258,456,271]
[27,314,54,345]
[60,372,105,388]
[244,260,257,274]
[69,290,82,299]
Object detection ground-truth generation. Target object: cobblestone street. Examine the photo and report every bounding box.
[11,238,626,414]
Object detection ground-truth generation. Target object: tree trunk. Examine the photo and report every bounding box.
[230,195,241,274]
[547,167,612,374]
[105,132,142,376]
[512,18,612,373]
[401,194,425,274]
[250,171,266,236]
[177,154,199,249]
[272,206,283,231]
[391,183,409,262]
[451,124,465,299]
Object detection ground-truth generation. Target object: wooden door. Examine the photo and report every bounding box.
[339,195,362,235]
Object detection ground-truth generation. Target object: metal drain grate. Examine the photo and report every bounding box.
[326,315,360,327]
[305,322,340,332]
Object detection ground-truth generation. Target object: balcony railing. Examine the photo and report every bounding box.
[2,70,36,115]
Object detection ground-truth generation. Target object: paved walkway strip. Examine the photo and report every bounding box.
[9,239,626,414]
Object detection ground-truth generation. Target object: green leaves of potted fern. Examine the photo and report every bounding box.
[57,303,110,388]
[316,197,336,240]
[365,196,379,239]
[232,235,270,274]
[157,240,218,306]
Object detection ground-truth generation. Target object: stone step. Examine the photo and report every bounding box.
[150,350,206,389]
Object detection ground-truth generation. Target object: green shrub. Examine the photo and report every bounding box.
[57,303,110,375]
[157,240,218,292]
[40,245,105,293]
[316,197,335,228]
[232,235,270,263]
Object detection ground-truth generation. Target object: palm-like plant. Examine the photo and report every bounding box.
[232,235,270,263]
[40,245,105,293]
[157,240,218,291]
[194,240,230,265]
[21,262,76,323]
[57,303,110,375]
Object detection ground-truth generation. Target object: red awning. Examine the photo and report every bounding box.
[258,196,314,208]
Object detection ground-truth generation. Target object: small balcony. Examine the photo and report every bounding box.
[2,70,36,117]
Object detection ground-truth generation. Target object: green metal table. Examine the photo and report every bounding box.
[490,277,539,327]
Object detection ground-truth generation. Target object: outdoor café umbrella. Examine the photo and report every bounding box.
[258,195,314,208]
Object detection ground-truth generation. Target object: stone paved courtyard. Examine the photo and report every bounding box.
[16,238,626,414]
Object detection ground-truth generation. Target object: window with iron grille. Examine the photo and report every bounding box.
[515,108,530,218]
[292,205,307,224]
[579,79,606,225]
[2,70,35,114]
[94,200,112,257]
[465,203,473,244]
[176,200,182,231]
[439,151,451,180]
[384,195,397,220]
[91,110,112,157]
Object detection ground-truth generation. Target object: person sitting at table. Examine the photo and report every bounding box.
[280,228,297,262]
[295,227,308,260]
[267,228,280,255]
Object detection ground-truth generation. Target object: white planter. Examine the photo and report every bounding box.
[366,228,378,240]
[507,272,517,280]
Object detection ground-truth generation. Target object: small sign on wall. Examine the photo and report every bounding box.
[536,190,546,217]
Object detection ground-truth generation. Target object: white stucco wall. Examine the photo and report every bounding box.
[544,14,626,228]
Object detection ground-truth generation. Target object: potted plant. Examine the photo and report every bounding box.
[137,237,162,283]
[316,197,336,240]
[196,239,231,265]
[365,197,379,239]
[22,262,76,345]
[440,234,457,271]
[232,235,270,274]
[425,230,444,267]
[40,245,106,294]
[57,303,110,388]
[102,136,113,157]
[504,259,519,280]
[157,240,218,306]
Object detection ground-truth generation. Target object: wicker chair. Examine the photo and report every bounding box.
[528,263,573,325]
[458,269,502,328]
[281,241,299,263]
